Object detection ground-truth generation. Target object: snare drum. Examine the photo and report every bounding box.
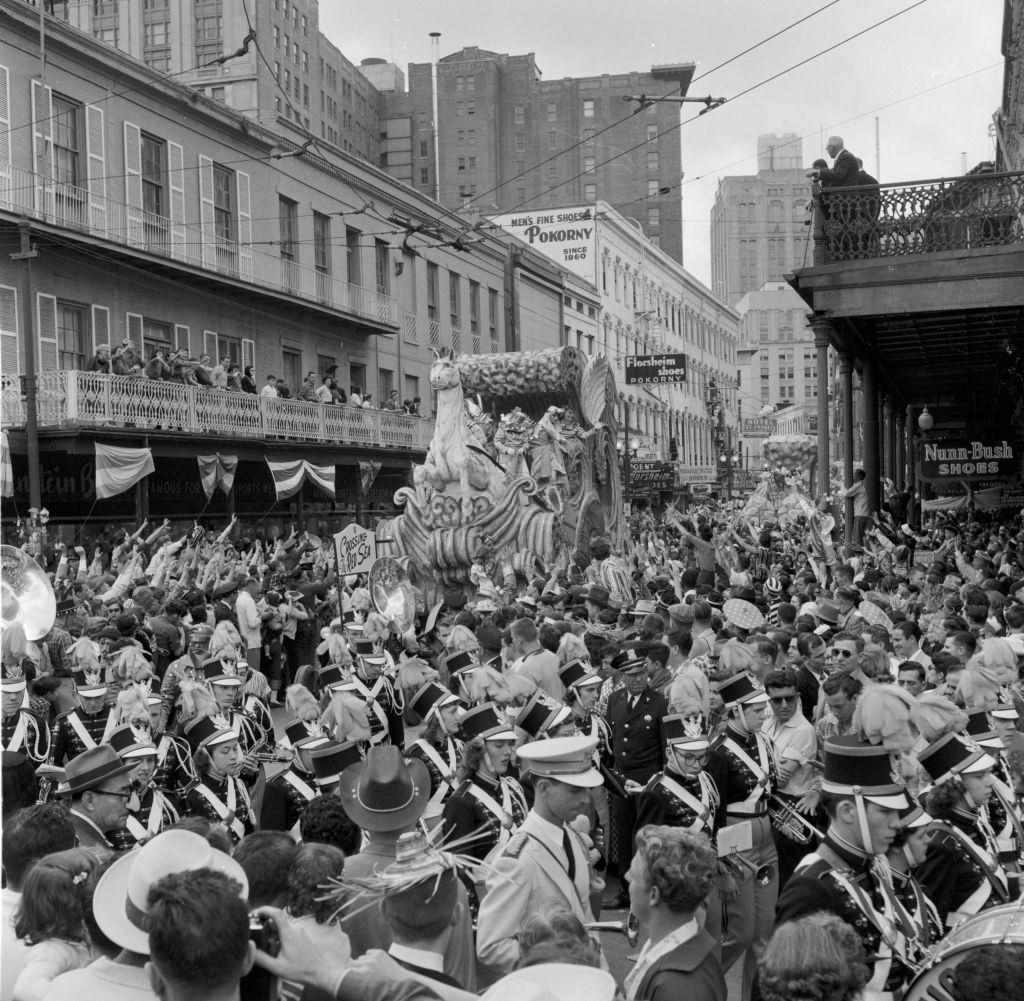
[904,900,1024,1001]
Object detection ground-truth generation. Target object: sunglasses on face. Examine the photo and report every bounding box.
[769,694,799,705]
[830,648,855,658]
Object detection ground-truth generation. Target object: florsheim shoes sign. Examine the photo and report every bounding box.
[624,353,688,385]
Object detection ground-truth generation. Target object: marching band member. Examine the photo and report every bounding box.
[159,622,214,732]
[916,732,1015,928]
[777,736,926,1000]
[202,656,269,763]
[260,717,331,833]
[348,638,404,747]
[106,723,179,850]
[309,739,363,796]
[515,691,577,740]
[1,665,50,764]
[963,706,1024,895]
[885,801,943,961]
[50,667,113,765]
[183,714,256,846]
[559,658,612,753]
[705,672,778,1001]
[633,704,725,944]
[440,702,528,924]
[405,680,465,829]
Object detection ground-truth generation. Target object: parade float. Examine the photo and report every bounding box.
[377,347,623,603]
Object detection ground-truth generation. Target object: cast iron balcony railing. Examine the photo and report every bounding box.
[0,167,398,328]
[1,371,434,451]
[810,169,1024,264]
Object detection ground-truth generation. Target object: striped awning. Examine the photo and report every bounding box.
[266,459,335,500]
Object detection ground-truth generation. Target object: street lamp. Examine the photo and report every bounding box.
[918,407,934,433]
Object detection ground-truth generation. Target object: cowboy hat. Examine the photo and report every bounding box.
[338,746,429,832]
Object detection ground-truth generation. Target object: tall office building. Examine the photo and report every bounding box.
[379,47,693,264]
[709,134,812,305]
[45,0,389,161]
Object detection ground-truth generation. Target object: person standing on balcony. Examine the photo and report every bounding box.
[86,343,111,373]
[297,372,319,403]
[260,374,278,398]
[226,364,243,392]
[111,340,139,376]
[276,378,292,399]
[145,347,170,381]
[242,366,257,393]
[211,356,230,389]
[807,136,860,188]
[350,386,364,407]
[384,390,402,411]
[316,376,334,404]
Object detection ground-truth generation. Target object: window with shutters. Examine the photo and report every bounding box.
[379,368,394,400]
[488,288,499,350]
[141,133,166,219]
[217,333,241,367]
[449,273,460,329]
[345,228,361,286]
[427,263,439,324]
[374,240,390,297]
[143,318,173,358]
[313,211,331,274]
[212,165,235,242]
[56,301,87,370]
[52,94,82,187]
[469,280,480,351]
[279,195,298,289]
[281,348,302,394]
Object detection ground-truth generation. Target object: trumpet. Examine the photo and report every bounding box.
[586,912,640,948]
[767,794,823,845]
[721,850,775,886]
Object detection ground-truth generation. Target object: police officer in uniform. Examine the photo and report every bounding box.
[107,723,180,850]
[405,680,465,829]
[50,668,113,765]
[1,665,51,763]
[705,672,778,1001]
[260,719,331,833]
[603,646,668,909]
[777,736,926,1001]
[476,735,605,978]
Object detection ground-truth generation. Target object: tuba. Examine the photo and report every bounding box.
[368,557,416,636]
[1,545,56,643]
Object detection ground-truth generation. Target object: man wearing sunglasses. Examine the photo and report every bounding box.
[827,634,872,687]
[762,668,819,887]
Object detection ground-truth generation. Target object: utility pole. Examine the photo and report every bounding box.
[12,220,41,510]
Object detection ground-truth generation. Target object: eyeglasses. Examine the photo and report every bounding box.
[769,694,799,705]
[92,787,133,801]
[673,750,709,765]
[829,648,855,658]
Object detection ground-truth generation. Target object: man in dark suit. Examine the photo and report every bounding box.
[58,745,133,852]
[603,648,668,908]
[808,136,865,256]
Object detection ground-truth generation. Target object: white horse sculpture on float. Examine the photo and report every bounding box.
[413,348,499,518]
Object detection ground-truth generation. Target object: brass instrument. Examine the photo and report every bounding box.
[368,557,416,635]
[587,911,640,948]
[767,793,823,845]
[721,849,775,886]
[1,545,56,642]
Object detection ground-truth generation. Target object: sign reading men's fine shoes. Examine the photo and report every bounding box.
[918,439,1020,481]
[625,354,688,385]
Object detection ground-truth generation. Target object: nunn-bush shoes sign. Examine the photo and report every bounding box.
[918,439,1020,481]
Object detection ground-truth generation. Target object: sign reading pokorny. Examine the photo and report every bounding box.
[918,439,1020,481]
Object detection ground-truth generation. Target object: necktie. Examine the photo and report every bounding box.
[562,828,577,882]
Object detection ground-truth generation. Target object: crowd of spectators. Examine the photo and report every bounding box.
[83,345,424,416]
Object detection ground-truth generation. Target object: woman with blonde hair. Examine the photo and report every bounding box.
[758,912,869,1001]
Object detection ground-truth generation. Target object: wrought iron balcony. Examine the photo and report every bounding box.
[0,166,399,327]
[1,371,434,451]
[810,169,1024,264]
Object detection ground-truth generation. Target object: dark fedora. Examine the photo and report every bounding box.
[56,744,132,798]
[584,585,611,608]
[338,746,429,832]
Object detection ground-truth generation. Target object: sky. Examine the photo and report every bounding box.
[320,0,1007,291]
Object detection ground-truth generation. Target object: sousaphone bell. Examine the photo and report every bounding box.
[1,545,56,642]
[368,557,417,636]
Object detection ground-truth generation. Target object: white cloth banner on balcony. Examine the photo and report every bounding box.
[266,459,335,501]
[0,431,13,499]
[95,443,155,500]
[197,454,238,499]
